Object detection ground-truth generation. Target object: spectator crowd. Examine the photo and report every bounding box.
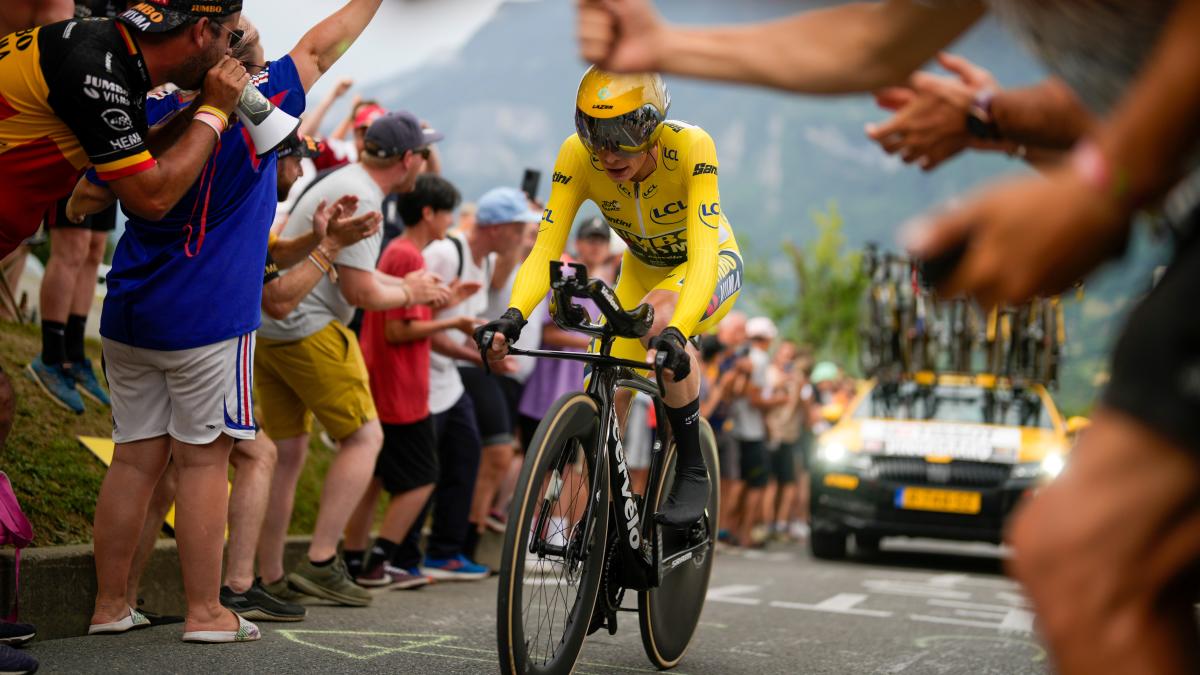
[0,1,857,670]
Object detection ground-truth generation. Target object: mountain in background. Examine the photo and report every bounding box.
[359,0,1171,414]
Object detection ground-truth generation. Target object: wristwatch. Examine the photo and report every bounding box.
[965,88,1001,141]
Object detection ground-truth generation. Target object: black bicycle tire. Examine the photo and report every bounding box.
[637,418,720,670]
[497,392,610,675]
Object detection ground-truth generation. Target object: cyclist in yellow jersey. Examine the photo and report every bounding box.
[479,67,743,527]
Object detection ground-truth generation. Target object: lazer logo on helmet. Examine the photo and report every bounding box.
[592,104,614,110]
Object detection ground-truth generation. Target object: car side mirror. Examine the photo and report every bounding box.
[1066,416,1091,436]
[821,404,844,425]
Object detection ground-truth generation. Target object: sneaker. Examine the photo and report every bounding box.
[221,580,307,622]
[72,358,110,406]
[287,557,372,607]
[354,560,398,589]
[402,567,434,586]
[0,622,35,646]
[0,644,37,674]
[383,564,431,590]
[25,356,84,414]
[420,554,490,581]
[260,576,309,604]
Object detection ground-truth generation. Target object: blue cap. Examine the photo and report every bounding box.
[476,187,542,227]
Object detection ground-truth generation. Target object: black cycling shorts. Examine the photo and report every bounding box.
[768,441,798,484]
[458,366,514,446]
[46,199,116,233]
[739,439,770,489]
[1104,228,1200,453]
[375,417,438,494]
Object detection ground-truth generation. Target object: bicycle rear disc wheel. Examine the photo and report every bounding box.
[638,418,720,669]
[498,392,610,675]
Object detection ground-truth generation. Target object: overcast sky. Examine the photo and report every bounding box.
[251,0,521,101]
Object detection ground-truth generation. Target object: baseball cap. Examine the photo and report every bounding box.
[575,216,611,241]
[119,1,241,33]
[746,316,778,341]
[277,132,321,160]
[811,361,840,384]
[362,111,444,160]
[353,103,386,130]
[476,187,542,227]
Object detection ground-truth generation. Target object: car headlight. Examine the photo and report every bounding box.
[817,441,847,464]
[1011,452,1067,480]
[1041,452,1066,478]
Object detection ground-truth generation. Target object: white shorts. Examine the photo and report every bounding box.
[103,333,258,445]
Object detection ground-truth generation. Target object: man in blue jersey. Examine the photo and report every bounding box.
[83,0,401,644]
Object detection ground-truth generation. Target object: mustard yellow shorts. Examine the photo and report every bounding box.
[254,321,377,441]
[604,243,743,366]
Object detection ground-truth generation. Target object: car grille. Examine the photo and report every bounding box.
[871,457,1011,487]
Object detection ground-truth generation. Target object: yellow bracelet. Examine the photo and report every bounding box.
[196,105,229,127]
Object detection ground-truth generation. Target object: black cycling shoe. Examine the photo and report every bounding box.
[654,466,710,528]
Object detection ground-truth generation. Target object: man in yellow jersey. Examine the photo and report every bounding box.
[478,67,743,527]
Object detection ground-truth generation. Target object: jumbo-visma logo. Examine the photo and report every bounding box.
[650,200,686,225]
[699,202,721,229]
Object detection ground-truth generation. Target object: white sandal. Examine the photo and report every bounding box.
[88,607,151,635]
[181,612,261,644]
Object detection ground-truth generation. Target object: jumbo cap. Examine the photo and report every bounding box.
[119,0,242,33]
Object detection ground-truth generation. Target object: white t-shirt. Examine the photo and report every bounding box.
[258,163,384,341]
[488,264,545,383]
[424,234,493,415]
[730,347,771,442]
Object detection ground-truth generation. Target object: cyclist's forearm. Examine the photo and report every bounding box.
[993,79,1094,150]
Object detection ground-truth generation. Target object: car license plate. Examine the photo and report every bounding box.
[896,487,981,514]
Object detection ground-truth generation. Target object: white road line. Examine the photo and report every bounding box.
[863,580,972,599]
[770,593,893,618]
[909,614,1015,630]
[706,584,763,605]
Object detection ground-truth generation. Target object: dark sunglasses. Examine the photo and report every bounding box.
[212,20,244,48]
[415,147,432,160]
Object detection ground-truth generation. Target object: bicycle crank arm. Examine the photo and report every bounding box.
[660,538,712,577]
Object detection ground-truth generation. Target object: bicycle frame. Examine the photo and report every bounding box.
[494,262,710,592]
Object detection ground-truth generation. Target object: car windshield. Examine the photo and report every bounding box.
[852,384,1055,430]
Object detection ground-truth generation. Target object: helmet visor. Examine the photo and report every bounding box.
[575,104,664,157]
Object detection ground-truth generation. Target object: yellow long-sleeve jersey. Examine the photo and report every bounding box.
[508,121,737,336]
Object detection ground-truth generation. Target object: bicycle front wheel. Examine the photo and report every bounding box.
[638,418,720,669]
[497,392,610,675]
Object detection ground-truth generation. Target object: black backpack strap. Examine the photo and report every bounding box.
[450,234,465,280]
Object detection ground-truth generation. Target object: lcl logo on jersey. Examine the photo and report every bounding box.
[661,147,679,170]
[699,202,721,229]
[651,200,686,225]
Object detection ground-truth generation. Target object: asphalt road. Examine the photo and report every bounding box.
[27,539,1048,674]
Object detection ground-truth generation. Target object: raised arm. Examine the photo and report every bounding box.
[578,0,985,94]
[506,137,589,319]
[291,0,384,92]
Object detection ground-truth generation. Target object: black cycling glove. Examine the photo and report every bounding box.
[650,327,691,382]
[475,308,526,351]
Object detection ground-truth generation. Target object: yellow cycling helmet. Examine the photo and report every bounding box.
[574,66,670,157]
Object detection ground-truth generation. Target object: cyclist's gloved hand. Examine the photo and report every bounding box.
[475,308,527,356]
[650,327,690,382]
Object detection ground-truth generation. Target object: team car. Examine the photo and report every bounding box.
[808,374,1087,559]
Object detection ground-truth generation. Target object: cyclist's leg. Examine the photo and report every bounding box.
[645,249,743,526]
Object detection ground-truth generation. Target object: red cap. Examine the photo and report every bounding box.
[353,104,386,130]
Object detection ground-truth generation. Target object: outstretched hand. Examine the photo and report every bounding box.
[905,168,1129,307]
[866,53,1007,171]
